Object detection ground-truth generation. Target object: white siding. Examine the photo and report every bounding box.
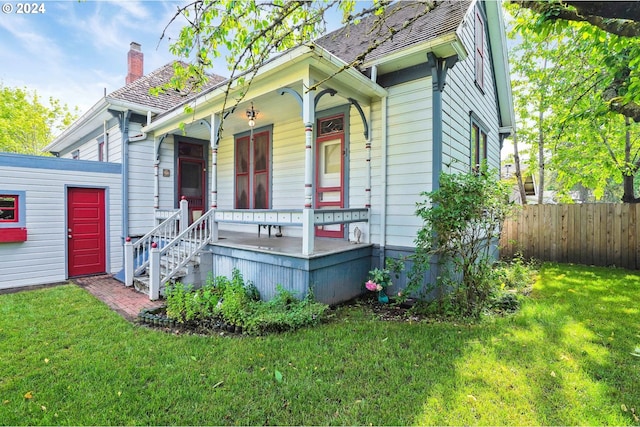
[0,156,122,290]
[384,78,433,248]
[157,134,176,211]
[128,139,156,236]
[442,4,501,175]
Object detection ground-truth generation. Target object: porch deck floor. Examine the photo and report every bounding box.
[213,230,370,258]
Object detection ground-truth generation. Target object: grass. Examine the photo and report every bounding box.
[0,263,639,425]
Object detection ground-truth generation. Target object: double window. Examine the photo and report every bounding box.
[235,129,271,209]
[471,119,488,172]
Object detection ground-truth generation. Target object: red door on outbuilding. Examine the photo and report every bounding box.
[67,187,106,277]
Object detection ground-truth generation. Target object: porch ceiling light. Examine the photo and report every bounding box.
[246,102,257,127]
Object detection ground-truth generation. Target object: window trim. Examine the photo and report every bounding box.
[0,190,27,242]
[474,7,485,91]
[234,126,272,209]
[0,194,19,223]
[470,115,488,171]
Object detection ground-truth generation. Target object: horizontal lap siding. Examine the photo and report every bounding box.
[128,141,156,236]
[368,99,384,244]
[385,78,432,248]
[0,164,122,289]
[442,4,501,175]
[157,135,176,210]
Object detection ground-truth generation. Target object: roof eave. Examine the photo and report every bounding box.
[145,44,387,134]
[484,0,515,132]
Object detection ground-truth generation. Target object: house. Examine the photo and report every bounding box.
[3,0,514,303]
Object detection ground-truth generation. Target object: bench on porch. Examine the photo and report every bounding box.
[258,224,283,238]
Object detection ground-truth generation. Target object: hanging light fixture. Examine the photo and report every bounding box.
[246,102,256,127]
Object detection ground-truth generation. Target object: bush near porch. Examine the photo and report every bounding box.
[0,263,638,425]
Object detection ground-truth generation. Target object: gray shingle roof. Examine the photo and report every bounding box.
[107,61,226,111]
[317,0,471,66]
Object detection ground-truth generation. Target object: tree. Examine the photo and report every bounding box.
[0,85,77,155]
[411,166,516,318]
[515,1,640,123]
[508,2,640,202]
[157,0,437,138]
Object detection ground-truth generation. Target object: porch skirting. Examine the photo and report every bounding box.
[205,243,373,305]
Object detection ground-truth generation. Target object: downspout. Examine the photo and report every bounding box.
[154,135,167,209]
[118,110,132,241]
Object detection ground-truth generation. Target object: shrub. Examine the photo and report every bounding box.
[166,271,329,335]
[409,165,519,318]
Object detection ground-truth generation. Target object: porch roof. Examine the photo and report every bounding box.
[143,44,387,136]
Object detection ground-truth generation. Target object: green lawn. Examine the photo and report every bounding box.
[0,263,639,425]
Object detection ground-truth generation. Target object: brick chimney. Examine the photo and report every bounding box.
[126,42,143,84]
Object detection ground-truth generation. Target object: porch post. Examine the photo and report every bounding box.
[210,113,219,242]
[365,112,372,243]
[149,242,160,300]
[302,77,316,255]
[124,237,133,287]
[179,197,189,232]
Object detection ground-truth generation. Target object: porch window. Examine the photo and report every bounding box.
[0,195,18,222]
[235,129,271,209]
[474,8,485,90]
[471,120,488,171]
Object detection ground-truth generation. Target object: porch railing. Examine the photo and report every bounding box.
[148,209,214,299]
[125,202,370,300]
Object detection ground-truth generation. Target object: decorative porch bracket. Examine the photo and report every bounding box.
[279,88,303,116]
[347,98,369,140]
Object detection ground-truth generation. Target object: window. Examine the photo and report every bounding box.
[474,8,485,90]
[0,195,18,222]
[0,191,27,242]
[98,140,104,162]
[471,121,488,171]
[235,129,271,209]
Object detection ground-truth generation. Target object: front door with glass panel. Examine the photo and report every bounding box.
[315,115,345,238]
[178,141,206,223]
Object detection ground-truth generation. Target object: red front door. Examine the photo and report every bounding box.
[67,187,106,277]
[315,115,345,238]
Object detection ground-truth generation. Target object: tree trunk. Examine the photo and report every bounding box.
[622,116,640,203]
[512,132,527,205]
[537,109,545,204]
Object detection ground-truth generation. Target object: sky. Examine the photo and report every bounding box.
[0,0,352,116]
[0,1,216,113]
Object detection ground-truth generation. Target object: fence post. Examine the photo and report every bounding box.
[149,242,160,300]
[124,237,133,287]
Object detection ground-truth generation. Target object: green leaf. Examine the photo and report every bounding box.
[274,370,283,382]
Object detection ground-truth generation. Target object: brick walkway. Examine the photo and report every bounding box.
[74,274,164,321]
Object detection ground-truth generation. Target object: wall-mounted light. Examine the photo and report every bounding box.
[246,102,257,127]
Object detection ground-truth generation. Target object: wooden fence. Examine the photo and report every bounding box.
[500,204,640,270]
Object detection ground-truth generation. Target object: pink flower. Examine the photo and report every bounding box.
[365,280,378,292]
[376,284,383,291]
